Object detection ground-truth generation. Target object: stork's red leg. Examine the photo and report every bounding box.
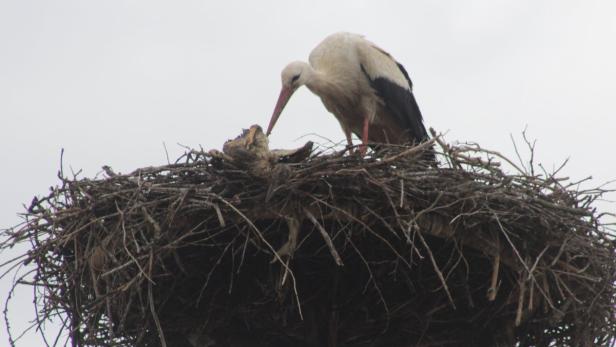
[345,130,354,152]
[360,115,369,156]
[340,126,354,154]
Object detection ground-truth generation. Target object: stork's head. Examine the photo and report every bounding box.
[266,61,311,136]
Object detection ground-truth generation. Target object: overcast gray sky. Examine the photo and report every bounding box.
[1,0,615,345]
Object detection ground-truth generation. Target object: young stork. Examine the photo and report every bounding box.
[266,32,430,155]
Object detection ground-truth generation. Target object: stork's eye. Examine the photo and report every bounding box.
[291,74,300,83]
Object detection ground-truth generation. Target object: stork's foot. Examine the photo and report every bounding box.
[345,144,368,157]
[358,143,368,156]
[345,145,355,155]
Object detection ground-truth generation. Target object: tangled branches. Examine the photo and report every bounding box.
[1,131,615,347]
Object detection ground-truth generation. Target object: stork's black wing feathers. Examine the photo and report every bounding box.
[395,62,413,90]
[360,63,429,144]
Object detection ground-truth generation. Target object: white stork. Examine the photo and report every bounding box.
[266,32,431,156]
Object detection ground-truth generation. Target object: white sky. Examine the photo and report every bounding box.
[1,1,615,345]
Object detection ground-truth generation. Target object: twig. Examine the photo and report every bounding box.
[304,209,344,266]
[416,230,456,309]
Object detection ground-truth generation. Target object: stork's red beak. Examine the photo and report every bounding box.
[266,86,294,136]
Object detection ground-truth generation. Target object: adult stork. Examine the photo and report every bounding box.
[266,32,431,156]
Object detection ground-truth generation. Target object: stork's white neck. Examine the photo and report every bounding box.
[303,65,343,100]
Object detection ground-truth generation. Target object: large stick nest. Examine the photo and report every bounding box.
[2,126,615,347]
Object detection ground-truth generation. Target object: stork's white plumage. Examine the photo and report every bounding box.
[266,32,431,156]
